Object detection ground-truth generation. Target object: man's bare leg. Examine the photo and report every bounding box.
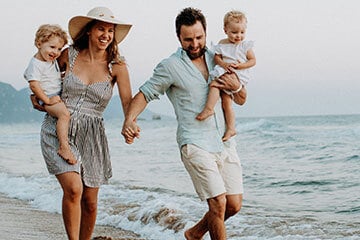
[224,194,242,219]
[184,194,227,240]
[185,194,242,240]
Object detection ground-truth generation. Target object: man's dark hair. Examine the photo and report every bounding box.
[175,7,207,38]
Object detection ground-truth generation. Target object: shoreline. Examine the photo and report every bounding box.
[0,193,144,240]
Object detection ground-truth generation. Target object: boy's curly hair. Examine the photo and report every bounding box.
[35,24,68,46]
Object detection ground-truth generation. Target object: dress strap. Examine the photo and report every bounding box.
[107,55,126,81]
[108,61,114,77]
[107,59,119,82]
[68,46,79,73]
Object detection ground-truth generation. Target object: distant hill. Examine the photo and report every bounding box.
[0,82,168,123]
[0,82,43,123]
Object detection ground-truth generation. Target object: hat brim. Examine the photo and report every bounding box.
[68,15,132,44]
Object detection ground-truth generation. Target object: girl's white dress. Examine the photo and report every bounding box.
[210,40,254,86]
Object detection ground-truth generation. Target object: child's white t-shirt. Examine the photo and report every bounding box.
[24,57,62,95]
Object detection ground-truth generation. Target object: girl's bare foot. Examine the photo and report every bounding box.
[58,146,77,165]
[222,128,236,141]
[184,229,203,240]
[196,108,214,121]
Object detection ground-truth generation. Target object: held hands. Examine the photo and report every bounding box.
[121,120,141,144]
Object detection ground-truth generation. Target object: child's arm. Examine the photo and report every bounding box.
[214,54,233,73]
[214,54,225,67]
[29,81,60,105]
[232,49,256,70]
[214,39,235,73]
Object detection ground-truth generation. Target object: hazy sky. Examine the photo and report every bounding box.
[2,0,359,117]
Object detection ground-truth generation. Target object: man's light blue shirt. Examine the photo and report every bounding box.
[140,47,232,153]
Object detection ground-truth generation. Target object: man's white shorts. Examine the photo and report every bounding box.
[180,142,243,201]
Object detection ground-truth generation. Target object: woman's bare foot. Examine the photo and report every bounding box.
[196,108,214,121]
[222,128,236,141]
[58,146,77,165]
[184,229,203,240]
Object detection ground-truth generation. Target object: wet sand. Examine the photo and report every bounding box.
[0,193,144,240]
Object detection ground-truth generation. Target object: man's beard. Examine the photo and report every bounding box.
[185,46,206,60]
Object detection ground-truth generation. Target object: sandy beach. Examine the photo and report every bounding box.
[0,193,144,240]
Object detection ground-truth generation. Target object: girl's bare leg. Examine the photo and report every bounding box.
[45,102,77,164]
[221,93,236,141]
[197,85,220,121]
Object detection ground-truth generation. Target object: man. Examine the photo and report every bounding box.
[122,7,246,240]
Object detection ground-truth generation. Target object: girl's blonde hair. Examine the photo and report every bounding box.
[35,24,68,46]
[224,10,247,27]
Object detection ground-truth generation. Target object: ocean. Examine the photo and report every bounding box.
[0,114,359,240]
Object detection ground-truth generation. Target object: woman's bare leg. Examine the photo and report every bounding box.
[56,172,83,240]
[79,186,99,240]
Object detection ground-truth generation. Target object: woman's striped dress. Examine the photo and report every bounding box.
[40,46,114,187]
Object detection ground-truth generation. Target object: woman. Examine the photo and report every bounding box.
[32,7,132,240]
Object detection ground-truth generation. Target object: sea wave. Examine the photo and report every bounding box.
[269,179,335,187]
[346,154,360,161]
[236,118,287,133]
[336,206,360,214]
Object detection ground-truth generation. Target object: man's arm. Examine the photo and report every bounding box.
[232,86,247,105]
[121,91,148,144]
[210,73,247,105]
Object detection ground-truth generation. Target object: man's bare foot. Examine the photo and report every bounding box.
[184,229,203,240]
[92,236,112,240]
[222,129,236,141]
[196,108,214,121]
[58,146,77,165]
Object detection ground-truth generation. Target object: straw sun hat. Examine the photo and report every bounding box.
[68,6,132,44]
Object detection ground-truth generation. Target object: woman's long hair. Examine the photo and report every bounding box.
[72,20,124,64]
